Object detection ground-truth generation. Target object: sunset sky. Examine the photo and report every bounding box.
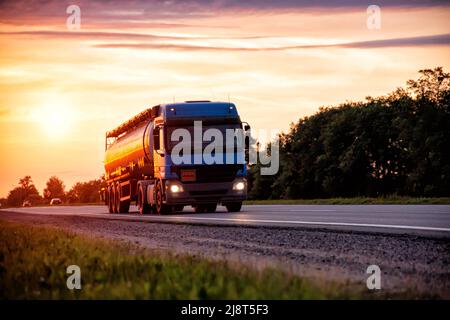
[1,0,449,197]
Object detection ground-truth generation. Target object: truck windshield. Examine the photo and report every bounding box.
[166,123,244,152]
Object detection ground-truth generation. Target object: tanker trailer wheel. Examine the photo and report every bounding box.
[107,185,114,213]
[155,181,171,215]
[114,183,121,213]
[111,185,118,213]
[117,183,130,213]
[138,185,151,215]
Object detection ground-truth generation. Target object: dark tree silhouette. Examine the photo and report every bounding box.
[248,67,450,199]
[66,178,106,203]
[7,176,40,206]
[43,176,66,201]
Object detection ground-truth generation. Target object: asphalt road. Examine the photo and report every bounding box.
[2,205,450,297]
[3,204,450,237]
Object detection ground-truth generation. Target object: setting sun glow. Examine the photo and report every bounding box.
[32,99,75,139]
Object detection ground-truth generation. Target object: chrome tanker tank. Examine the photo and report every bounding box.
[104,108,155,182]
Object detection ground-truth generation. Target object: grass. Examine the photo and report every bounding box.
[0,220,367,300]
[244,197,450,205]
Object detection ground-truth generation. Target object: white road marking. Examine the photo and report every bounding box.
[141,216,450,232]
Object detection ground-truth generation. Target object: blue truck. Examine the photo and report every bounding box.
[104,101,250,214]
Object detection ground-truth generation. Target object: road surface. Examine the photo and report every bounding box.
[1,204,450,297]
[2,204,450,237]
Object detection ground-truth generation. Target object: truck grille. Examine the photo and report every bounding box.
[172,164,242,183]
[189,189,228,196]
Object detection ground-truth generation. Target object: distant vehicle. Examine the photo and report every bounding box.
[104,101,250,215]
[50,198,62,205]
[22,200,31,207]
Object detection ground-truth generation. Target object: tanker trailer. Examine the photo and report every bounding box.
[104,101,250,215]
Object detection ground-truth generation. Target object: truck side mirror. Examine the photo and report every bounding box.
[242,122,251,163]
[243,122,250,151]
[244,135,250,163]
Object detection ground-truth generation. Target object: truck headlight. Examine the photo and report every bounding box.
[233,180,246,191]
[168,182,183,193]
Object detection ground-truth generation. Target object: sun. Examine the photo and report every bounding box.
[32,97,75,139]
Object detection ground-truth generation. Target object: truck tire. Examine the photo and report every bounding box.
[206,203,217,213]
[225,202,242,212]
[107,186,114,213]
[193,203,216,213]
[105,186,109,205]
[173,205,184,212]
[114,183,121,213]
[155,181,171,215]
[138,185,151,215]
[117,183,130,213]
[194,205,206,213]
[111,185,118,213]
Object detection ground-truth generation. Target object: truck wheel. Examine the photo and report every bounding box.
[114,183,121,213]
[138,185,151,215]
[111,185,118,213]
[194,205,206,213]
[155,181,171,215]
[117,184,130,213]
[107,186,114,213]
[205,203,217,213]
[105,186,109,206]
[225,202,242,212]
[173,205,184,212]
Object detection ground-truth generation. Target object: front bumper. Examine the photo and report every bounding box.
[164,180,246,205]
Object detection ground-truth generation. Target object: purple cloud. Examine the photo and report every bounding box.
[1,0,448,26]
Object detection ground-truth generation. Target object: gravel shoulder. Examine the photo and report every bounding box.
[1,211,449,298]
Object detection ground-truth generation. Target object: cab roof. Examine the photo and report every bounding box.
[160,101,239,119]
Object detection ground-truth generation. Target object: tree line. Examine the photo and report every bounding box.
[247,67,450,199]
[1,175,106,207]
